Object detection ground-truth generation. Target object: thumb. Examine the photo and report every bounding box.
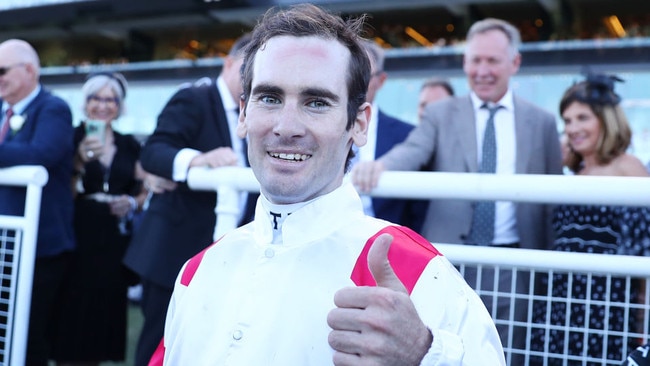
[367,233,408,294]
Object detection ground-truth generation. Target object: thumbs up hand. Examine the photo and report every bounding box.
[327,234,433,366]
[367,233,408,293]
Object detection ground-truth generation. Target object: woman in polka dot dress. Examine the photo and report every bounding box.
[530,72,650,365]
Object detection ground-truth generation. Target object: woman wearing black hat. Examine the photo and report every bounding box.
[530,72,650,365]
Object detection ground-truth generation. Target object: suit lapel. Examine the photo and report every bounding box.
[5,89,46,142]
[513,97,532,174]
[454,96,478,172]
[22,89,45,116]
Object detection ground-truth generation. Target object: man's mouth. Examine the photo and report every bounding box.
[269,152,311,162]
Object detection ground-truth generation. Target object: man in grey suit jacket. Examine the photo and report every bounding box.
[353,18,562,363]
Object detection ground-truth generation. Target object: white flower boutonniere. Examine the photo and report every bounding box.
[9,114,26,134]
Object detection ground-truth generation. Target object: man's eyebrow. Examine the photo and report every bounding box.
[251,83,283,96]
[301,87,339,103]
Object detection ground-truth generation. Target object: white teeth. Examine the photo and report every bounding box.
[270,152,310,161]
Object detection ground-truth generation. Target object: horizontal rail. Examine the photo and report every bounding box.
[187,166,259,193]
[365,171,650,206]
[435,244,650,277]
[0,216,27,230]
[187,167,650,206]
[0,166,48,187]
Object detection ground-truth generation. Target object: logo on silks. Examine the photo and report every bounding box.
[269,211,292,230]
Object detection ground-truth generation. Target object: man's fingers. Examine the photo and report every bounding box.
[205,148,238,167]
[369,161,384,190]
[328,330,362,357]
[367,233,407,294]
[350,165,365,190]
[327,306,363,331]
[351,161,384,193]
[331,346,361,366]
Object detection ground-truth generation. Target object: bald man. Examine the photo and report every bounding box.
[0,39,75,365]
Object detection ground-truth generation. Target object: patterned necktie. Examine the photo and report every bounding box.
[467,104,501,245]
[0,108,14,144]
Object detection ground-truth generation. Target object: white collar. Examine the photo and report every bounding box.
[253,182,365,246]
[216,76,237,112]
[3,84,41,115]
[469,89,514,112]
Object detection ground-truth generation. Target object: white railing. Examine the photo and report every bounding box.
[0,165,48,366]
[188,167,650,365]
[187,167,650,237]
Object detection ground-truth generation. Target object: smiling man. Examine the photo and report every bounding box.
[151,5,504,365]
[352,18,563,361]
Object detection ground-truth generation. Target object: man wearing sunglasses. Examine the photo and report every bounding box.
[0,39,75,366]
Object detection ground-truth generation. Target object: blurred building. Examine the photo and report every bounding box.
[0,0,648,66]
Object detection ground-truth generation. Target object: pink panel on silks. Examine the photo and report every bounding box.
[180,237,223,287]
[350,225,441,294]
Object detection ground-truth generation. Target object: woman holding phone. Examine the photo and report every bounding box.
[52,72,146,365]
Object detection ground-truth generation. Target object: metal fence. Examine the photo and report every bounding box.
[442,244,650,365]
[187,167,650,365]
[0,166,47,366]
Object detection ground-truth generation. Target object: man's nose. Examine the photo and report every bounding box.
[475,62,491,76]
[273,104,306,137]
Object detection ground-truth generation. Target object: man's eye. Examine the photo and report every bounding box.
[307,99,329,109]
[260,95,280,104]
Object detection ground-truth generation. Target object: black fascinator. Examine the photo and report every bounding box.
[581,67,623,106]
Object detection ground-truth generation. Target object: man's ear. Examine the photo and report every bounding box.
[223,55,234,71]
[236,98,247,139]
[510,52,522,75]
[352,102,370,148]
[376,71,388,90]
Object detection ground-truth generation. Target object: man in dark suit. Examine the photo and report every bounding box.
[0,39,75,366]
[354,40,427,232]
[353,19,563,364]
[123,34,254,366]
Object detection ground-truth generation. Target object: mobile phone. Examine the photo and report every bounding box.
[85,119,106,143]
